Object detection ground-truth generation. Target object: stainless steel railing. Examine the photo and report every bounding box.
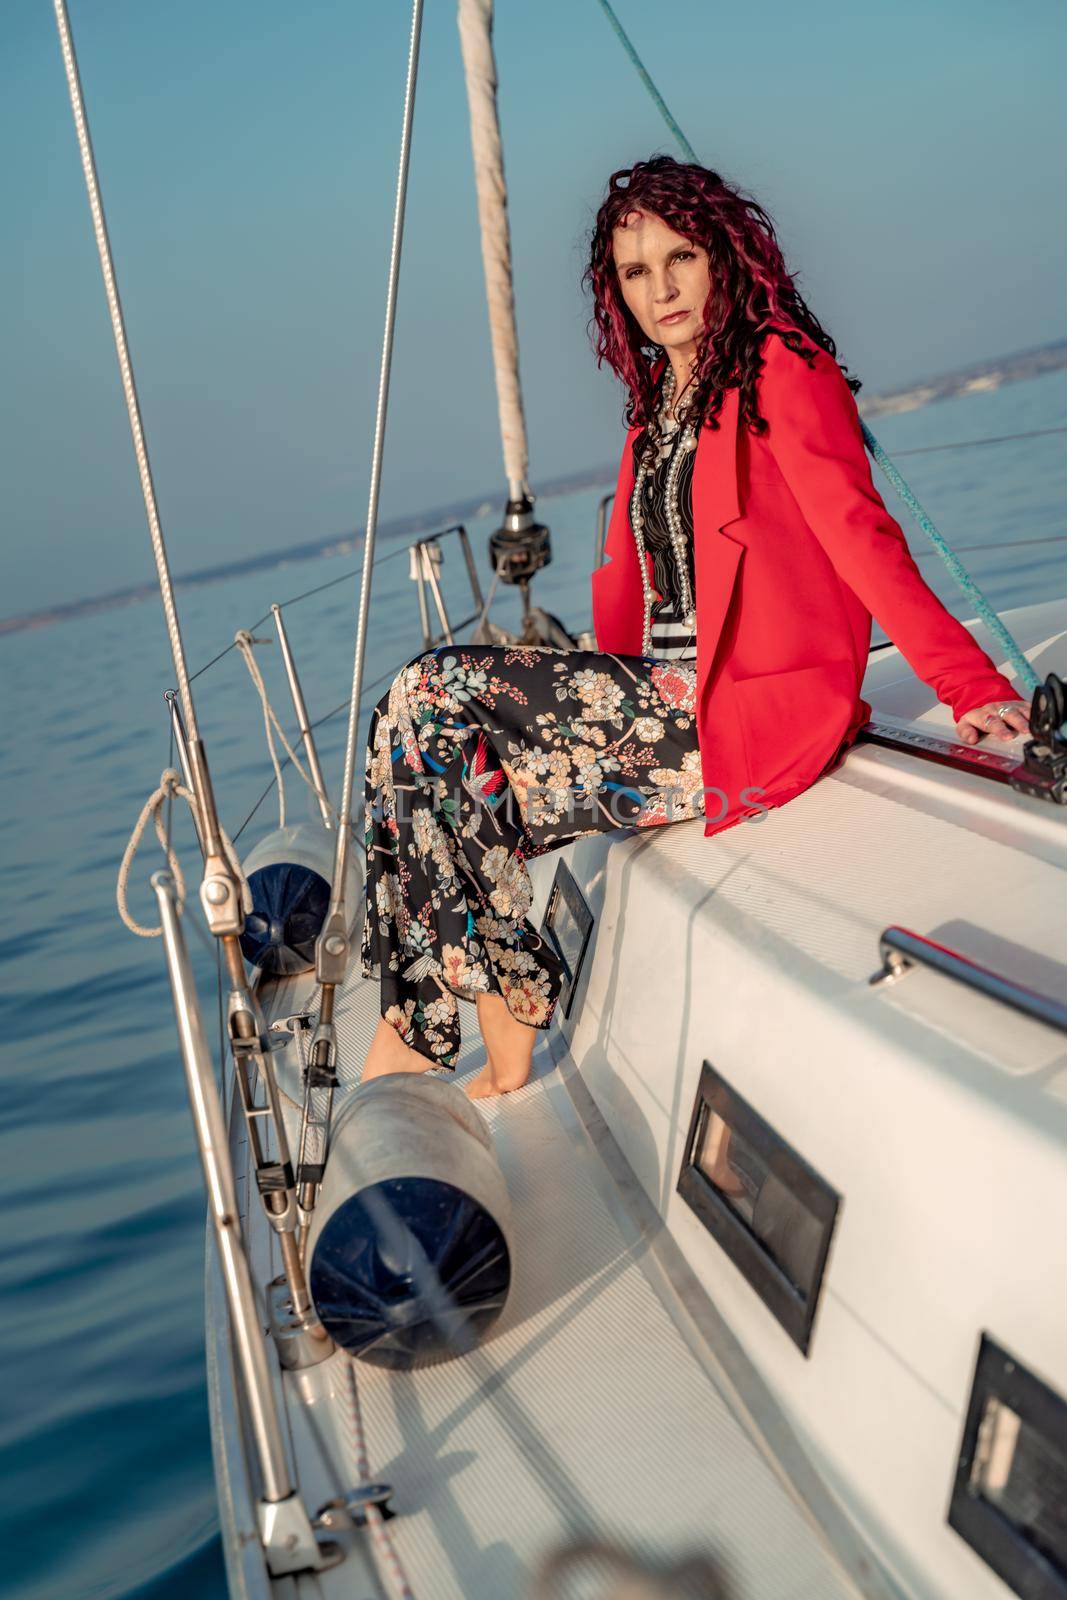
[152,872,338,1576]
[871,924,1067,1036]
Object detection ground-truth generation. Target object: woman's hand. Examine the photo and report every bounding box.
[955,698,1032,745]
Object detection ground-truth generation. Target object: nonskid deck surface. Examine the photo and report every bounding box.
[254,970,867,1600]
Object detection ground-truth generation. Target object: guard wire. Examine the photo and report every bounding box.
[52,0,200,740]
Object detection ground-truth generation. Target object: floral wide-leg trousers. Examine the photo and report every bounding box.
[360,644,705,1068]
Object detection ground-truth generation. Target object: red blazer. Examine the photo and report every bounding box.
[592,320,1022,839]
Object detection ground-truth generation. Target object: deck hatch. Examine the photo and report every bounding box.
[949,1333,1067,1598]
[540,860,594,1018]
[677,1063,840,1355]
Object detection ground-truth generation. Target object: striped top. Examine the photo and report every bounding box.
[632,407,697,662]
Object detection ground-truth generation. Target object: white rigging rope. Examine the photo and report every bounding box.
[457,0,531,503]
[234,630,335,830]
[117,770,250,937]
[52,0,198,742]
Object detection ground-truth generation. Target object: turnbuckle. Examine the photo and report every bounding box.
[297,1021,339,1209]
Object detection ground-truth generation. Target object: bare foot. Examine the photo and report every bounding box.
[362,1017,434,1083]
[466,993,537,1098]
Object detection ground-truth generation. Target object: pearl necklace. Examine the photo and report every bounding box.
[628,364,698,656]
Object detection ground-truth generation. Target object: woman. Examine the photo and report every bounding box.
[359,155,1030,1096]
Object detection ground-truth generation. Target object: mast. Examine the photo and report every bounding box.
[457,0,554,638]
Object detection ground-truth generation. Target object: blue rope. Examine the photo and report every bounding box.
[594,0,699,163]
[595,0,1040,701]
[861,422,1038,692]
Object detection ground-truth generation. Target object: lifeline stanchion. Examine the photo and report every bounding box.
[271,604,332,826]
[152,872,339,1577]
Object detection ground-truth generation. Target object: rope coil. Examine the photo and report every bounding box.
[117,768,250,937]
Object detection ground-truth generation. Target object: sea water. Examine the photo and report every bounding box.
[2,368,1066,1600]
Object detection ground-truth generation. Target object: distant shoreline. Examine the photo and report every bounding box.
[4,334,1064,640]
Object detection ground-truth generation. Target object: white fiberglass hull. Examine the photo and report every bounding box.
[208,597,1067,1600]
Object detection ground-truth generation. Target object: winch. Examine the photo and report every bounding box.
[1009,671,1067,805]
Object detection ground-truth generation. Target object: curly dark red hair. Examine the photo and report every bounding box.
[582,154,861,444]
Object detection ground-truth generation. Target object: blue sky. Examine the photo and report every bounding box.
[3,0,1065,615]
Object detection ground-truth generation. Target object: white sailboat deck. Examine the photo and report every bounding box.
[207,598,1067,1600]
[232,971,882,1600]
